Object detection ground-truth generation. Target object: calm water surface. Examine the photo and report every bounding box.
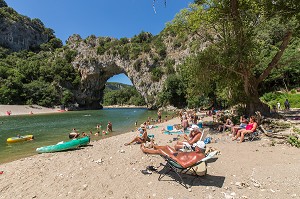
[0,108,161,164]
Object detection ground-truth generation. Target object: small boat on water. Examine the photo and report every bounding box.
[36,136,90,153]
[7,135,34,143]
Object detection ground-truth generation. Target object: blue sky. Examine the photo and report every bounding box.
[5,0,192,85]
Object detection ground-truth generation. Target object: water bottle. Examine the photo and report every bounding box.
[198,120,203,128]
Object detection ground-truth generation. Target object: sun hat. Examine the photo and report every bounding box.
[191,124,199,130]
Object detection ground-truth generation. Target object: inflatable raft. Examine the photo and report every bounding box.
[36,136,90,153]
[7,135,34,143]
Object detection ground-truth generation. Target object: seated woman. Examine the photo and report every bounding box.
[174,125,202,151]
[124,124,150,146]
[232,116,257,143]
[231,115,248,136]
[140,141,206,168]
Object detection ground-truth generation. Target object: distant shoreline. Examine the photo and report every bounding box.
[103,105,148,109]
[0,105,62,117]
[0,104,150,117]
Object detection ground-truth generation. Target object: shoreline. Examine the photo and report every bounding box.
[0,105,62,117]
[0,111,300,198]
[0,104,151,117]
[103,105,148,109]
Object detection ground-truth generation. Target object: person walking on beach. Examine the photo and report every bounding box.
[277,102,281,111]
[157,110,162,123]
[284,99,290,111]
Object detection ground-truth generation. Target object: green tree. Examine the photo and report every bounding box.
[158,74,187,108]
[167,0,300,115]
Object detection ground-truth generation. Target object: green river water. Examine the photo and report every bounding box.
[0,108,161,164]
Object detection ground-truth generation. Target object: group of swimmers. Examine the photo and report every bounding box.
[68,121,113,139]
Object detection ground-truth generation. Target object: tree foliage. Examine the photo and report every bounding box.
[102,84,146,106]
[166,0,300,114]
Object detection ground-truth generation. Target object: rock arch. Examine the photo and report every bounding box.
[66,34,187,109]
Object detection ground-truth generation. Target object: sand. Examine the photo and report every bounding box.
[0,107,300,199]
[0,105,61,116]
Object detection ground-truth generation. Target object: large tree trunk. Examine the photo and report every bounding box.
[244,78,270,116]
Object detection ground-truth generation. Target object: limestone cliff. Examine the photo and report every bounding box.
[66,32,198,109]
[0,0,52,51]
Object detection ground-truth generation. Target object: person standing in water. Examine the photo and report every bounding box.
[107,121,112,132]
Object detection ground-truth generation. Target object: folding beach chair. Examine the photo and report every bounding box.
[246,130,260,141]
[158,151,218,189]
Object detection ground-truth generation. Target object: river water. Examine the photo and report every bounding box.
[0,108,162,164]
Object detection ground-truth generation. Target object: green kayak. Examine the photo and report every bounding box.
[36,136,90,153]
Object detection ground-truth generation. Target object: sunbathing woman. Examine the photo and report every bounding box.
[174,125,202,151]
[140,142,206,168]
[232,116,257,143]
[124,124,150,146]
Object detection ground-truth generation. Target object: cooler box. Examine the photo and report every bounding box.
[167,125,173,131]
[198,122,203,128]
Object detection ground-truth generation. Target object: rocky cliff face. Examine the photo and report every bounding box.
[1,0,209,109]
[66,33,195,109]
[0,1,51,51]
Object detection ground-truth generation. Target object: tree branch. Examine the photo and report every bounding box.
[257,30,293,83]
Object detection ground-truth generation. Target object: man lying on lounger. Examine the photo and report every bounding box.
[140,141,206,168]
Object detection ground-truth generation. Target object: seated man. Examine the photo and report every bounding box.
[140,141,206,168]
[174,125,202,151]
[124,124,150,146]
[232,116,257,143]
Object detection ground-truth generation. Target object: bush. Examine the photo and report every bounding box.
[260,92,300,109]
[133,59,141,72]
[287,136,300,148]
[291,89,297,94]
[151,67,163,82]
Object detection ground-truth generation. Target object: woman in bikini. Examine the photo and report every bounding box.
[232,116,257,143]
[124,124,150,146]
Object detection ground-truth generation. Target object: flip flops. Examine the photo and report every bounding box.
[141,169,152,175]
[146,166,158,171]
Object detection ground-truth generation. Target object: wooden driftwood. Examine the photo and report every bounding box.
[259,125,292,139]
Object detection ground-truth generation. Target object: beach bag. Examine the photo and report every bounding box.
[186,162,207,176]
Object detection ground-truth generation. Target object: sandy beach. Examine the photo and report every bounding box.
[0,105,61,117]
[0,108,300,199]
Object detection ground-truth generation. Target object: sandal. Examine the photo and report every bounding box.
[141,169,152,175]
[146,166,157,171]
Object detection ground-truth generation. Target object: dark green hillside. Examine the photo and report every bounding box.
[104,82,132,91]
[103,82,146,106]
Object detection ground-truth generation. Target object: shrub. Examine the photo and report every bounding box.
[151,67,163,82]
[291,89,297,94]
[287,136,300,148]
[133,59,141,72]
